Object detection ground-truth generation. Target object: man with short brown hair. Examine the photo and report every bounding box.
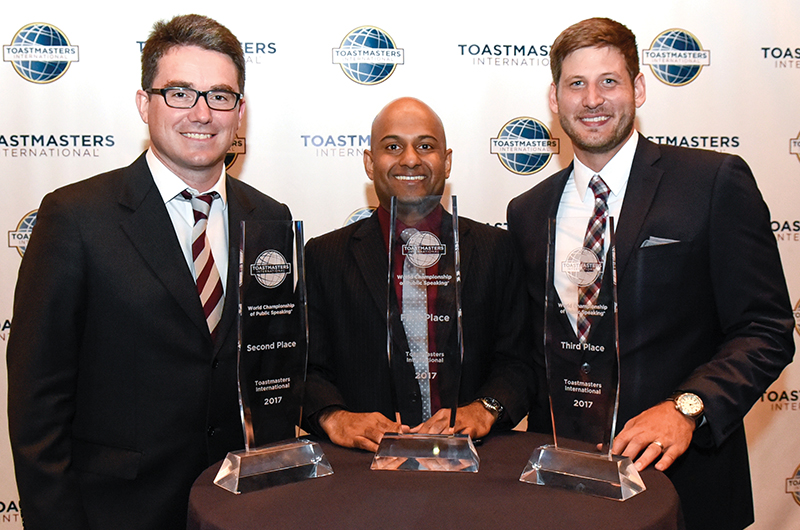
[8,14,290,530]
[508,17,793,530]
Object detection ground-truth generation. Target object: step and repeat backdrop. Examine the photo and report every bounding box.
[1,0,799,527]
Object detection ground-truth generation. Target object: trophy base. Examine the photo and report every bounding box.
[520,444,645,501]
[213,438,333,494]
[371,433,479,472]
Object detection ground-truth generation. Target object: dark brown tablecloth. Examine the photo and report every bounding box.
[188,431,684,530]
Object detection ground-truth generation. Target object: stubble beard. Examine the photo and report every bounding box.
[560,109,635,155]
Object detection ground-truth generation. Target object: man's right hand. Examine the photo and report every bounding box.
[318,409,403,452]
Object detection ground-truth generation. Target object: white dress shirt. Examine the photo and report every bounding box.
[554,133,638,332]
[147,149,229,293]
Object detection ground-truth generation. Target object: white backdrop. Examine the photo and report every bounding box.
[2,1,799,527]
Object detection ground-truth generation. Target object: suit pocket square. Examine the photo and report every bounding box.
[640,236,680,248]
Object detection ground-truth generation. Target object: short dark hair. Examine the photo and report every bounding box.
[550,17,639,85]
[141,14,245,93]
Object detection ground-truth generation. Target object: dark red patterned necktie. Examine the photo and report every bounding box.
[181,190,224,340]
[577,175,609,343]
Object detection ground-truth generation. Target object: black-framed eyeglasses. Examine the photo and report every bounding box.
[145,87,243,111]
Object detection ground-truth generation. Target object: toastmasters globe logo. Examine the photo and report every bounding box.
[251,250,291,288]
[491,117,559,175]
[790,132,800,163]
[403,231,446,268]
[787,465,800,506]
[332,26,404,85]
[225,136,246,170]
[794,299,800,334]
[3,23,79,83]
[345,207,375,226]
[9,210,37,258]
[643,29,710,86]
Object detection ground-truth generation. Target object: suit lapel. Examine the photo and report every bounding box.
[118,154,210,339]
[544,167,571,221]
[615,135,664,282]
[545,165,582,340]
[350,214,413,377]
[350,213,389,316]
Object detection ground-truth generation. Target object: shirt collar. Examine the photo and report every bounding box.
[572,132,639,201]
[146,149,228,206]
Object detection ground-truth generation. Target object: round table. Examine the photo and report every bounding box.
[188,431,684,530]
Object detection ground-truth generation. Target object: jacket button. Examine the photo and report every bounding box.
[207,426,216,437]
[212,359,220,369]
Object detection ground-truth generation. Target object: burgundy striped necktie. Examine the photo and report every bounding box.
[181,189,224,340]
[577,175,609,343]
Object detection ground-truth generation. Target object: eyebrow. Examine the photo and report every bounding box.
[161,79,238,92]
[379,134,439,143]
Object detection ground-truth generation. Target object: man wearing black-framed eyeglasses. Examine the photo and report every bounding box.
[135,35,246,193]
[7,14,291,530]
[144,87,243,112]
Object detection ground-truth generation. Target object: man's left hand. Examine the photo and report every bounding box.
[409,402,496,439]
[611,401,695,472]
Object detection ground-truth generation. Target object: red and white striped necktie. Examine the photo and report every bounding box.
[181,189,224,340]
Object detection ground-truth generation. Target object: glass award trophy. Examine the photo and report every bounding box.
[371,196,479,473]
[520,218,645,500]
[214,220,332,494]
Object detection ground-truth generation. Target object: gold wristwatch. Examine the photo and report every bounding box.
[669,392,704,426]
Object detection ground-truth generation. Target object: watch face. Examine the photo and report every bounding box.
[676,393,703,416]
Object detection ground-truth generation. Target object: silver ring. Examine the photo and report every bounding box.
[650,440,664,451]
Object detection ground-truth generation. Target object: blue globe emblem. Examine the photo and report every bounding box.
[338,27,398,85]
[344,207,376,226]
[495,118,554,175]
[8,23,75,83]
[649,30,704,86]
[11,210,37,257]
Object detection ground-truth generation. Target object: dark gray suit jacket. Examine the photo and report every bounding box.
[302,210,533,432]
[507,134,794,530]
[7,153,291,530]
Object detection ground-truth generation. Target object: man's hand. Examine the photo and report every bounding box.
[409,402,497,439]
[611,401,695,472]
[319,410,402,452]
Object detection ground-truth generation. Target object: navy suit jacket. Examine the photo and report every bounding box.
[302,210,533,432]
[7,153,291,530]
[507,135,794,530]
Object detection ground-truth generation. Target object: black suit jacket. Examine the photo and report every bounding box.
[302,210,533,432]
[7,153,291,530]
[507,135,794,530]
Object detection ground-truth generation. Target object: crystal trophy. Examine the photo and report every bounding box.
[520,218,645,500]
[371,196,479,473]
[214,220,332,493]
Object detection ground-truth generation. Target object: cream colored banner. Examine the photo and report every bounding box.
[1,1,798,527]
